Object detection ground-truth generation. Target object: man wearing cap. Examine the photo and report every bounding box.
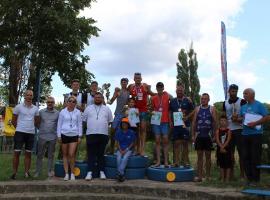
[223,84,246,179]
[238,88,269,185]
[115,117,136,182]
[129,72,155,155]
[108,78,130,154]
[150,82,171,167]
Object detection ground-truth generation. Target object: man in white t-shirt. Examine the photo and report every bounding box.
[11,90,39,179]
[83,92,113,180]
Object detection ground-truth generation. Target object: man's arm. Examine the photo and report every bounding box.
[12,114,18,128]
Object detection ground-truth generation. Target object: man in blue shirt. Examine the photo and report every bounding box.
[239,88,269,185]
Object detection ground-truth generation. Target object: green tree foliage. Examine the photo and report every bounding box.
[0,0,99,105]
[176,43,200,105]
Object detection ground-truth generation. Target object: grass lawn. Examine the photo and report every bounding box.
[1,139,270,190]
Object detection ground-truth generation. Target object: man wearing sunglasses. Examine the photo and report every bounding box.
[34,97,59,178]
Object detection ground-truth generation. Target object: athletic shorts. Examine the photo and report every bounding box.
[152,123,169,136]
[14,131,35,152]
[195,136,213,151]
[172,126,190,141]
[61,134,78,144]
[139,112,149,122]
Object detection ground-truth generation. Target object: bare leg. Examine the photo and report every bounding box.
[12,151,20,174]
[139,121,147,155]
[205,151,212,179]
[154,135,161,166]
[196,150,203,180]
[174,140,181,166]
[68,142,78,173]
[62,144,69,174]
[162,135,169,166]
[24,151,32,173]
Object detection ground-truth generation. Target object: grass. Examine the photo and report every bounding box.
[1,138,270,190]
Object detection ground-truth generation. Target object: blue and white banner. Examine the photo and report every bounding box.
[221,21,229,100]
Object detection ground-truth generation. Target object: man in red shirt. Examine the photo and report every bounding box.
[151,82,171,167]
[129,72,155,155]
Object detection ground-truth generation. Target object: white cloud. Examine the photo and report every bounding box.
[77,0,249,103]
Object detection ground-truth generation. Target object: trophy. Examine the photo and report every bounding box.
[100,83,111,104]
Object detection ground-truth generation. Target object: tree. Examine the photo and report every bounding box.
[0,0,99,105]
[176,43,201,105]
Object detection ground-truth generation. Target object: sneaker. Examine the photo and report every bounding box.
[10,173,16,180]
[24,172,31,178]
[85,172,92,181]
[48,171,54,177]
[70,173,75,181]
[100,171,106,179]
[119,174,125,182]
[64,173,69,181]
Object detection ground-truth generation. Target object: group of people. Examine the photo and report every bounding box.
[9,73,269,185]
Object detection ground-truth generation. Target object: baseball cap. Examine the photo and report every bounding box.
[121,118,129,123]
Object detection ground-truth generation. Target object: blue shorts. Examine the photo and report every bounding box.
[152,123,169,136]
[139,112,149,122]
[112,114,124,130]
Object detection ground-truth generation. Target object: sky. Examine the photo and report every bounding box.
[52,0,270,109]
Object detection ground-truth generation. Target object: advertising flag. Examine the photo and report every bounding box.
[221,21,229,100]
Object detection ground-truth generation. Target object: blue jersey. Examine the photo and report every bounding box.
[170,97,194,127]
[240,100,268,135]
[196,106,213,137]
[115,129,136,150]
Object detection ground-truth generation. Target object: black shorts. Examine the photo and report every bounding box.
[195,136,213,151]
[172,126,190,141]
[14,131,35,152]
[61,134,78,144]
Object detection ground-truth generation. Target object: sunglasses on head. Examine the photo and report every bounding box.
[134,72,141,76]
[68,100,76,103]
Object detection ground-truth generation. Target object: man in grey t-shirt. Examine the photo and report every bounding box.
[108,78,130,154]
[35,97,59,177]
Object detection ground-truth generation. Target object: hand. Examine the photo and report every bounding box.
[192,136,196,143]
[231,113,238,122]
[170,122,173,128]
[58,138,62,144]
[247,121,257,128]
[220,148,227,153]
[78,138,81,144]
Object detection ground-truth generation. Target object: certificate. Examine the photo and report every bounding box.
[151,111,162,125]
[128,108,140,127]
[173,112,184,126]
[244,113,263,130]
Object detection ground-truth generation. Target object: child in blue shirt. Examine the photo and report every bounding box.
[115,117,136,182]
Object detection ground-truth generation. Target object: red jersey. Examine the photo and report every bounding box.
[151,92,170,122]
[129,83,148,112]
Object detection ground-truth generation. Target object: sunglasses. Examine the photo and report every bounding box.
[68,100,76,103]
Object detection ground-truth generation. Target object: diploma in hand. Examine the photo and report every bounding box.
[244,113,263,130]
[173,112,184,126]
[151,111,162,125]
